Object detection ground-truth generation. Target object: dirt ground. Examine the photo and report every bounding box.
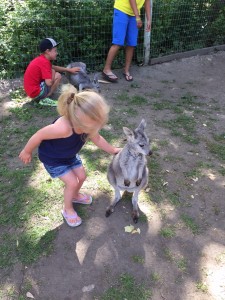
[1,51,225,300]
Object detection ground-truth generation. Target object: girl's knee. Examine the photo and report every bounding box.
[78,173,87,183]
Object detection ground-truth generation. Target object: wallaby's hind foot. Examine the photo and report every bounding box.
[105,206,114,217]
[132,210,139,223]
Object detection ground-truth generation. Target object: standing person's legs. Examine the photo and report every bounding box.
[103,9,129,82]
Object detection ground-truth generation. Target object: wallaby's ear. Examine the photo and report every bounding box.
[137,119,146,131]
[123,127,134,140]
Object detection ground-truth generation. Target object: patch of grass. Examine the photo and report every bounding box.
[130,95,148,105]
[206,141,225,162]
[179,93,198,105]
[150,272,161,283]
[176,257,188,272]
[116,92,130,101]
[148,156,165,195]
[152,100,174,111]
[9,107,33,121]
[167,192,181,206]
[0,284,18,299]
[123,106,137,116]
[159,114,199,144]
[163,247,174,261]
[131,255,145,264]
[100,273,152,300]
[160,226,176,238]
[163,155,184,163]
[218,167,225,176]
[130,83,141,88]
[181,214,200,234]
[196,281,208,293]
[17,227,57,264]
[213,133,225,143]
[184,168,201,179]
[215,251,225,264]
[149,92,162,98]
[10,87,27,102]
[157,139,169,148]
[212,204,220,216]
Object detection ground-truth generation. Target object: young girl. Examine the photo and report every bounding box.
[19,84,120,227]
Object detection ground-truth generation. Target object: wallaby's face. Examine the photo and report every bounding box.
[123,119,152,156]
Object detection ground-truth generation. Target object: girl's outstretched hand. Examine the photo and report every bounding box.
[114,147,122,154]
[19,150,32,164]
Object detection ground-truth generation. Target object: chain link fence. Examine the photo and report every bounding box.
[0,0,224,80]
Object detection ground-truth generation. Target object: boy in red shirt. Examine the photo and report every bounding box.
[24,38,80,106]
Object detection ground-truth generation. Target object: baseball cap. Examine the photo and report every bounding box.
[39,38,60,52]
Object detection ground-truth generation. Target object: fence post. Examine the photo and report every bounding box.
[144,0,153,65]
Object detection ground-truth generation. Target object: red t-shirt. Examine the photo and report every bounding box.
[24,54,52,98]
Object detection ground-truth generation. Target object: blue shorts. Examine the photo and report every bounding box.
[33,81,50,101]
[112,9,138,47]
[43,154,83,178]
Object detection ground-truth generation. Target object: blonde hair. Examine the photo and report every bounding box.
[57,84,110,136]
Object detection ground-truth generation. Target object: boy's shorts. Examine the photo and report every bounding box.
[33,81,50,102]
[112,9,138,47]
[43,154,83,178]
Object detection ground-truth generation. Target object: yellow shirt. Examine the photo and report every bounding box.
[114,0,145,16]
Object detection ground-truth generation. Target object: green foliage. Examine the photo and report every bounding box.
[151,0,225,57]
[101,273,152,300]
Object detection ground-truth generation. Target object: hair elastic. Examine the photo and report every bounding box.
[67,93,75,104]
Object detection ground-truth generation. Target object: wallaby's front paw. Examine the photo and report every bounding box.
[124,179,130,186]
[136,179,142,186]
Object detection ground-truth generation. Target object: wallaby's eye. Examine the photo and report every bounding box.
[139,144,144,148]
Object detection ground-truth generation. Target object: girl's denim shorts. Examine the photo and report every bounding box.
[43,154,82,178]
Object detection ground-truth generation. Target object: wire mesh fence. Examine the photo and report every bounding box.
[0,0,224,80]
[151,0,225,58]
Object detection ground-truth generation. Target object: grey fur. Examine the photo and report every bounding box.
[106,119,152,223]
[66,62,100,93]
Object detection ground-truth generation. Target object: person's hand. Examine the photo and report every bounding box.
[19,149,32,164]
[69,67,81,74]
[136,19,143,29]
[145,20,151,32]
[113,147,122,155]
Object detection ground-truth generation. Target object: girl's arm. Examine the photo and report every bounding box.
[90,133,121,155]
[19,120,70,164]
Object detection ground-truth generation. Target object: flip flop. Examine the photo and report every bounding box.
[123,73,133,82]
[102,71,118,82]
[72,194,92,205]
[61,210,82,227]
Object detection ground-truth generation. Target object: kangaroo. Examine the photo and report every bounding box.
[106,119,152,223]
[66,62,100,93]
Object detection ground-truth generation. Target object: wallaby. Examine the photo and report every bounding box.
[106,119,152,223]
[66,62,100,93]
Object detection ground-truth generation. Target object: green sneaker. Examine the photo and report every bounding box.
[39,98,58,107]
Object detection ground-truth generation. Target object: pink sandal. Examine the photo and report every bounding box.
[61,210,82,227]
[72,193,92,205]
